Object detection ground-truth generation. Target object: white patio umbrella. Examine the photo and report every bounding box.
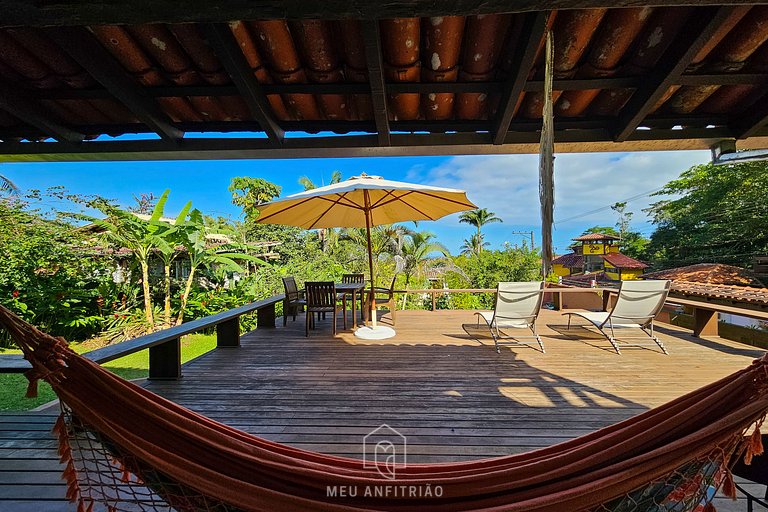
[255,174,476,339]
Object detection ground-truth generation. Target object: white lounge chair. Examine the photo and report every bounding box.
[475,282,545,353]
[563,280,671,355]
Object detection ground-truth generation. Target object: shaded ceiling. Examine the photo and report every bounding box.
[1,0,767,160]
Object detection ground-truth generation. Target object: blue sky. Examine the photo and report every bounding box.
[2,149,710,255]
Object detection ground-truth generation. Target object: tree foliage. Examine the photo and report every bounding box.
[229,177,282,218]
[0,201,110,344]
[645,162,768,268]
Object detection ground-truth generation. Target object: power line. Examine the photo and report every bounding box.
[554,186,666,225]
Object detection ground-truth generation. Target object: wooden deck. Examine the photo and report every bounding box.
[1,309,766,511]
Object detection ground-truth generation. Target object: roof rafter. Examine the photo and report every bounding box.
[613,6,742,142]
[202,23,284,144]
[361,20,391,147]
[0,82,84,143]
[492,10,549,146]
[44,26,184,142]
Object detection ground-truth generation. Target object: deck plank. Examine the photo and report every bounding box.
[0,309,764,511]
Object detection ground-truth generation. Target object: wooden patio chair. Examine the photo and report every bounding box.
[339,273,365,329]
[475,281,545,353]
[364,276,397,326]
[281,276,306,327]
[304,281,339,337]
[563,280,671,355]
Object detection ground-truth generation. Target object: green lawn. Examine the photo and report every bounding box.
[0,333,216,411]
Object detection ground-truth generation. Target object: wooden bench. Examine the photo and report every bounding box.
[0,294,284,380]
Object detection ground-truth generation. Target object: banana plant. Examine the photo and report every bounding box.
[73,190,173,328]
[151,200,192,327]
[175,208,265,325]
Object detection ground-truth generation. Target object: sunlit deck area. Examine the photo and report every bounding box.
[1,309,765,510]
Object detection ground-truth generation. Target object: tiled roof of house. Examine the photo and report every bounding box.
[668,281,768,306]
[602,253,648,269]
[551,253,583,268]
[643,263,764,287]
[572,233,621,241]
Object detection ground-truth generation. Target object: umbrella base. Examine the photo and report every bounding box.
[354,325,396,340]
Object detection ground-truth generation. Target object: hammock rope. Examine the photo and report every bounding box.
[1,303,766,512]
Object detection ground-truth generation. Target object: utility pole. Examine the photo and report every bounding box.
[510,231,535,249]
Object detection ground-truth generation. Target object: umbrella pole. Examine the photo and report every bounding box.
[363,191,376,328]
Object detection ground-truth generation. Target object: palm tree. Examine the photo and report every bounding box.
[0,175,19,196]
[298,171,343,251]
[460,233,489,256]
[339,224,409,285]
[458,208,502,253]
[398,231,449,288]
[298,170,342,191]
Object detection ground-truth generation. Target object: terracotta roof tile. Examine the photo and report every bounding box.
[551,253,583,268]
[572,233,621,241]
[602,253,648,269]
[2,6,768,142]
[643,263,764,287]
[668,281,768,306]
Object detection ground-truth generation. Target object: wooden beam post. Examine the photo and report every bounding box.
[257,303,276,328]
[148,338,181,380]
[693,308,719,337]
[217,317,240,347]
[492,11,549,145]
[362,20,391,147]
[45,26,184,142]
[0,82,84,143]
[614,6,741,142]
[202,23,285,144]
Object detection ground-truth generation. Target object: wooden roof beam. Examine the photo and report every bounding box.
[733,100,768,139]
[492,11,549,145]
[45,26,184,143]
[614,6,742,142]
[0,82,84,143]
[362,20,390,147]
[202,23,284,145]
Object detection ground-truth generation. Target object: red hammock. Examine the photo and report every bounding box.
[1,303,767,512]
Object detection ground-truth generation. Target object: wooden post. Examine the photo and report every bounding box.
[693,308,719,337]
[257,303,276,328]
[602,291,611,312]
[149,338,181,380]
[217,317,240,347]
[432,290,437,311]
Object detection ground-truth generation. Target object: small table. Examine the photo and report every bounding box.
[335,282,367,329]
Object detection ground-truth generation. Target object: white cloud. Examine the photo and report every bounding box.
[409,150,709,252]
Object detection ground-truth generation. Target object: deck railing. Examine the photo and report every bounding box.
[2,284,767,377]
[399,284,768,338]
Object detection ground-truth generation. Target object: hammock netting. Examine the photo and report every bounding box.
[1,303,767,512]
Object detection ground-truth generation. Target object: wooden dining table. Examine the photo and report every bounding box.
[335,282,367,329]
